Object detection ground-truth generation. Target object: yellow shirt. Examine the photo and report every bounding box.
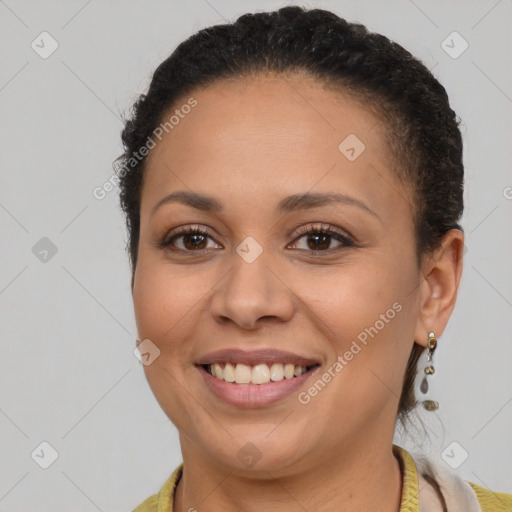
[132,444,512,511]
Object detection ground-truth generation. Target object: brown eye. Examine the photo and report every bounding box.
[290,224,354,252]
[161,226,220,252]
[160,223,354,255]
[179,232,209,250]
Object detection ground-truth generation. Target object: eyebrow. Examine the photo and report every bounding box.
[150,190,381,222]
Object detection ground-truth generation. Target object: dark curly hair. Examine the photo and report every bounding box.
[114,6,464,430]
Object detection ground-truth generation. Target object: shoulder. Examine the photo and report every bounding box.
[131,492,159,512]
[467,481,512,512]
[131,464,183,512]
[395,444,512,512]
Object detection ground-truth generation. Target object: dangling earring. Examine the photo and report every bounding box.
[419,331,439,411]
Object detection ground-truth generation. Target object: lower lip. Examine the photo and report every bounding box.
[197,365,319,407]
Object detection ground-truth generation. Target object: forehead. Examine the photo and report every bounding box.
[147,73,384,162]
[141,74,407,224]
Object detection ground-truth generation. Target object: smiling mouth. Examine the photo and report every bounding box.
[200,362,320,385]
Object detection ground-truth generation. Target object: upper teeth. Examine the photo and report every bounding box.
[207,363,309,384]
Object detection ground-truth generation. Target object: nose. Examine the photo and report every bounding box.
[209,252,295,330]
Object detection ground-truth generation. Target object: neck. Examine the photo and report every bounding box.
[174,437,403,512]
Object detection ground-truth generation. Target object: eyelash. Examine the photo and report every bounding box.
[159,223,355,254]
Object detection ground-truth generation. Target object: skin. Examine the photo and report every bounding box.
[131,73,464,512]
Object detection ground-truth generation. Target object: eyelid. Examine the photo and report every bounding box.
[160,224,219,248]
[160,222,355,253]
[291,222,354,243]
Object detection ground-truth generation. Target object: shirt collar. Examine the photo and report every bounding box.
[393,444,421,511]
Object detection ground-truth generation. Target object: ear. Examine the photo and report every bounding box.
[413,229,465,347]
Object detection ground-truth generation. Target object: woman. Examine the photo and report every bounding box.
[115,6,512,511]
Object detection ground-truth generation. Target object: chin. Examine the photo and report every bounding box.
[204,427,313,475]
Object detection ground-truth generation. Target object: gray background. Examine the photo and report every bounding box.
[0,0,511,510]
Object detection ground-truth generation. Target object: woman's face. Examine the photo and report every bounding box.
[132,74,431,474]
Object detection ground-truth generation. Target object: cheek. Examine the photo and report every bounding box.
[132,261,207,427]
[292,269,413,425]
[295,254,415,378]
[132,259,214,356]
[298,261,398,332]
